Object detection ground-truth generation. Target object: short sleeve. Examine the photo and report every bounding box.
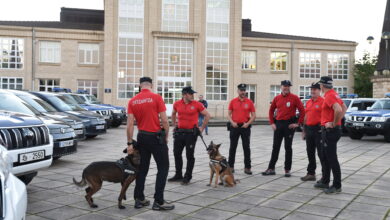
[173,101,178,112]
[249,100,255,112]
[197,101,205,112]
[156,95,166,113]
[127,100,133,114]
[325,94,337,108]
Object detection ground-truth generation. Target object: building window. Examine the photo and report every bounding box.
[0,77,23,90]
[246,84,256,103]
[78,43,99,65]
[270,52,288,71]
[241,51,256,70]
[327,54,349,80]
[118,0,144,99]
[156,39,193,104]
[299,52,321,78]
[334,86,348,96]
[39,79,60,92]
[78,80,99,98]
[205,0,230,101]
[162,0,189,32]
[270,85,281,101]
[0,38,24,69]
[39,41,61,63]
[299,85,311,99]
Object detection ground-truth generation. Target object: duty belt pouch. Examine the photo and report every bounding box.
[227,122,231,131]
[157,129,166,145]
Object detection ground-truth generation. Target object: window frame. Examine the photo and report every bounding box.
[161,0,190,33]
[327,53,349,80]
[270,85,281,102]
[241,50,257,71]
[299,85,311,99]
[77,80,99,98]
[39,41,61,64]
[78,43,100,65]
[246,84,256,103]
[0,38,24,69]
[0,77,23,90]
[334,86,348,96]
[299,52,321,79]
[38,79,60,92]
[270,51,288,72]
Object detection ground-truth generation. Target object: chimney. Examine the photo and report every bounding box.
[242,19,252,32]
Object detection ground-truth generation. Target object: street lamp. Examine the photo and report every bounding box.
[382,32,390,72]
[367,36,374,44]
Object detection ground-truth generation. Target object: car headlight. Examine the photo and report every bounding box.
[346,115,352,121]
[0,147,12,183]
[112,109,122,114]
[371,117,389,122]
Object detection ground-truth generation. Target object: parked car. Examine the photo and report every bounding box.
[30,92,107,138]
[342,98,377,133]
[345,98,390,142]
[0,90,77,160]
[0,146,27,220]
[0,110,53,185]
[76,93,127,128]
[61,93,114,127]
[9,90,86,140]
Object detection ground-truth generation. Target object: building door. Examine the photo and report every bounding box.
[156,39,193,115]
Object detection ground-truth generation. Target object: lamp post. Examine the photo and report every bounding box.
[382,32,390,71]
[367,36,374,44]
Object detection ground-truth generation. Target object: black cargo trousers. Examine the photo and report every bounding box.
[321,126,342,188]
[305,125,326,176]
[134,130,169,204]
[173,129,198,180]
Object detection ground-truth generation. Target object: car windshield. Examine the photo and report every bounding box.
[343,99,352,108]
[56,95,86,111]
[69,94,86,105]
[0,93,39,115]
[18,95,57,113]
[351,101,376,111]
[47,96,73,111]
[371,100,390,110]
[88,95,101,104]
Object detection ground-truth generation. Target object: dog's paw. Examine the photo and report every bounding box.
[118,205,126,209]
[90,204,98,208]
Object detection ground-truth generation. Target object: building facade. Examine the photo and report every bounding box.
[0,0,357,118]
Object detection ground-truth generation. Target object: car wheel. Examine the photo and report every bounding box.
[53,156,62,160]
[111,121,121,128]
[348,129,363,140]
[86,135,98,139]
[18,172,37,185]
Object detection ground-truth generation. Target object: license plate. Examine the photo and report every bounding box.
[96,125,105,130]
[60,140,74,148]
[19,150,45,163]
[353,123,364,127]
[75,129,83,135]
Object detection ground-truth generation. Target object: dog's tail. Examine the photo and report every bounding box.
[73,177,87,187]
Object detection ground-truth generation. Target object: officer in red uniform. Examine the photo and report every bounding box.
[228,84,256,175]
[168,86,210,185]
[126,77,174,210]
[315,76,347,194]
[301,82,326,181]
[262,80,305,177]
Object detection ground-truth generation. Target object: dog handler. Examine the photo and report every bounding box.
[168,86,210,185]
[126,77,174,210]
[316,76,347,194]
[301,83,326,182]
[262,80,305,177]
[227,84,256,175]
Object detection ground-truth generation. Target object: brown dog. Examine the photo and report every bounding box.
[207,141,238,187]
[73,149,140,209]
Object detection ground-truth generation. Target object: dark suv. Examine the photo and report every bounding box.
[0,90,77,160]
[31,92,106,138]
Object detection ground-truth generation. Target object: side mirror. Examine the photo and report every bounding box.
[350,107,358,111]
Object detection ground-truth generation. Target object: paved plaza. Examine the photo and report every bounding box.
[26,126,390,220]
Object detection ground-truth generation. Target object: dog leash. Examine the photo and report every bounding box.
[198,134,209,151]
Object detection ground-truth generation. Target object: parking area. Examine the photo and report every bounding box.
[26,126,390,220]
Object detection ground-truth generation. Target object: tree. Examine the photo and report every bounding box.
[353,53,377,98]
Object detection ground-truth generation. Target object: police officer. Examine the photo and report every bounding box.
[168,87,210,185]
[315,76,347,194]
[262,80,305,177]
[301,82,326,181]
[126,77,174,210]
[228,84,256,175]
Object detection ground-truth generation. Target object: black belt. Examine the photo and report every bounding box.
[139,130,161,135]
[305,124,321,129]
[176,128,194,133]
[321,126,340,132]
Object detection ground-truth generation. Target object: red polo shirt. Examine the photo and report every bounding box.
[269,93,305,124]
[321,89,344,126]
[173,99,205,129]
[228,97,255,124]
[127,89,166,132]
[305,96,324,126]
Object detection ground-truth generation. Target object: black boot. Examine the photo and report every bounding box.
[168,174,183,182]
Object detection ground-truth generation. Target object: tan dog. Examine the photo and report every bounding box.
[73,149,140,209]
[207,141,238,187]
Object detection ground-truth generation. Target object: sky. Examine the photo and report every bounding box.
[0,0,386,60]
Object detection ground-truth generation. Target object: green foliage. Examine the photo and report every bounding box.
[353,53,377,98]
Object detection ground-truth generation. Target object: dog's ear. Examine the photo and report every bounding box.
[210,141,214,145]
[216,144,221,149]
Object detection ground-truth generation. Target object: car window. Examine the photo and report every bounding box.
[69,95,85,104]
[88,95,101,104]
[362,101,376,110]
[371,100,390,110]
[18,95,57,113]
[343,99,352,108]
[47,96,73,111]
[0,93,37,115]
[56,95,85,111]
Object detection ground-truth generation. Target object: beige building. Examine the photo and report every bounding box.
[0,1,357,119]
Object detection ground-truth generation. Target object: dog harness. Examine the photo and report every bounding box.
[210,158,229,174]
[116,158,136,180]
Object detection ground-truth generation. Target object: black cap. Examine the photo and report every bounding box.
[237,84,247,91]
[318,76,333,85]
[182,86,197,94]
[281,80,292,86]
[309,82,321,90]
[140,77,152,84]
